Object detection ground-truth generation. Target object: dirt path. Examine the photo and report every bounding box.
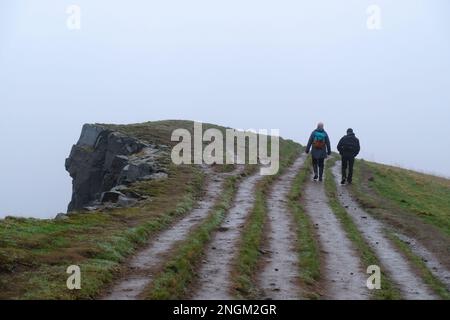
[258,155,306,300]
[395,233,450,291]
[103,167,234,300]
[332,162,437,300]
[192,171,265,300]
[303,163,371,300]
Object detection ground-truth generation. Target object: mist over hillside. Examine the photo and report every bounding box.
[1,120,448,301]
[1,2,449,218]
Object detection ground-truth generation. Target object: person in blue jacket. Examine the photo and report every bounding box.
[305,122,331,182]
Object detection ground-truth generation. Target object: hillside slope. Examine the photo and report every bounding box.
[350,160,450,297]
[0,120,299,299]
[0,120,449,300]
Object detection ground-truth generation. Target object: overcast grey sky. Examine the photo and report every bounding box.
[1,0,449,218]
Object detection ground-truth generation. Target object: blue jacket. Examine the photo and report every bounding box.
[306,129,331,159]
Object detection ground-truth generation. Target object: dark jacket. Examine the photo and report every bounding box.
[337,133,360,158]
[306,129,331,159]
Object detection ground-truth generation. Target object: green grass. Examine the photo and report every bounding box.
[387,232,450,300]
[105,120,282,167]
[358,161,450,237]
[0,164,204,299]
[231,140,302,299]
[0,120,290,299]
[287,156,321,299]
[144,132,297,299]
[350,160,450,299]
[324,157,401,300]
[348,160,379,211]
[104,120,233,148]
[145,175,239,299]
[231,178,267,299]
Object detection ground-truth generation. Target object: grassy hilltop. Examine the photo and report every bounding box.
[0,120,449,300]
[0,120,299,299]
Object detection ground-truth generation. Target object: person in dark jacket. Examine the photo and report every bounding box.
[337,128,360,184]
[305,122,331,182]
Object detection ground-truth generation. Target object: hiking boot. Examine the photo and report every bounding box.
[347,180,352,184]
[341,178,346,185]
[319,176,323,182]
[313,175,318,181]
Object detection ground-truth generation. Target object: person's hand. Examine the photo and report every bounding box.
[305,149,309,154]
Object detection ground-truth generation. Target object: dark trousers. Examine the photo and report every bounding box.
[312,158,325,178]
[342,156,355,182]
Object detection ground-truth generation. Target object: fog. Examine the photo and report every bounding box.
[1,0,449,218]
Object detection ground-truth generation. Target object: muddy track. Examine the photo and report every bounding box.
[357,161,450,286]
[332,162,437,299]
[258,155,306,300]
[192,171,265,300]
[102,167,236,300]
[303,163,370,300]
[395,233,450,291]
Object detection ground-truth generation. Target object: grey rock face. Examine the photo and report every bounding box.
[55,213,69,220]
[141,172,169,180]
[100,191,125,203]
[76,124,106,147]
[65,124,168,212]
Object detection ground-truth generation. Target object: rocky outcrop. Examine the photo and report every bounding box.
[65,124,168,212]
